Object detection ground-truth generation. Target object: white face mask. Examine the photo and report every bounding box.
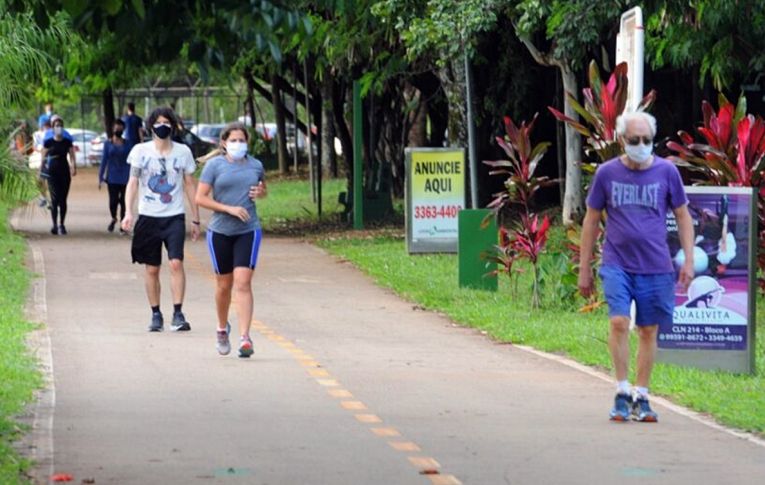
[53,126,63,136]
[624,142,653,164]
[226,141,248,160]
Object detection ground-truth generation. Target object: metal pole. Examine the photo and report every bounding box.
[293,64,298,173]
[353,80,363,229]
[305,59,315,203]
[464,51,479,209]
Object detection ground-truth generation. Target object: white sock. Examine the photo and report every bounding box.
[635,386,649,399]
[617,380,631,395]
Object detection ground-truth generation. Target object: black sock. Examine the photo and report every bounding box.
[151,305,161,315]
[173,303,182,314]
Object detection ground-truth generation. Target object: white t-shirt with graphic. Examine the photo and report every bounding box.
[127,141,196,217]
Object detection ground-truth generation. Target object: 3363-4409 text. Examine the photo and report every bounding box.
[413,205,463,219]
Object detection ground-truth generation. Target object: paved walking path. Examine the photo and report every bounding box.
[13,169,765,484]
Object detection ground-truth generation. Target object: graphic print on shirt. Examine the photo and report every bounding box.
[610,182,660,210]
[140,156,181,204]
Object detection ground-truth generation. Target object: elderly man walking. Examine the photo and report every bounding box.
[578,111,695,422]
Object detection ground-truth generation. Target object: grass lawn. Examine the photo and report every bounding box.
[317,232,765,436]
[0,202,40,484]
[258,174,347,232]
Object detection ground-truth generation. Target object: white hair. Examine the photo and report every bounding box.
[615,111,657,138]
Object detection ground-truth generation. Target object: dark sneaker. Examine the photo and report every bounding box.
[171,311,191,332]
[148,312,164,332]
[59,225,67,235]
[238,336,254,358]
[216,322,231,355]
[108,219,116,232]
[609,393,632,422]
[50,226,58,235]
[632,396,658,422]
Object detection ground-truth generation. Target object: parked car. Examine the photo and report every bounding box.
[190,123,225,145]
[174,128,217,161]
[88,132,108,165]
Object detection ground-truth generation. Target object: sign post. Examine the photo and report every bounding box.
[616,7,645,111]
[658,187,757,374]
[405,148,466,253]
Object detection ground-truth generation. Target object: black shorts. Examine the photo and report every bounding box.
[131,214,186,266]
[206,229,262,274]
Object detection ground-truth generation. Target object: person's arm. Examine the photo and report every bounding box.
[673,204,695,289]
[40,146,49,177]
[68,145,77,176]
[183,173,200,241]
[247,180,267,200]
[121,172,140,232]
[196,182,251,221]
[98,144,108,187]
[577,207,602,298]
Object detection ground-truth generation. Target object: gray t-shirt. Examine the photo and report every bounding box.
[199,154,265,235]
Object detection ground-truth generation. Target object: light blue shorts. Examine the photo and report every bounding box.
[598,265,675,326]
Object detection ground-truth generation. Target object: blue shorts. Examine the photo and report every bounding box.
[598,265,675,326]
[206,229,262,274]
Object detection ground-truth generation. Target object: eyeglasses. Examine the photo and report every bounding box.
[625,136,653,146]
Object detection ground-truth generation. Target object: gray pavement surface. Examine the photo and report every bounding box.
[13,168,765,484]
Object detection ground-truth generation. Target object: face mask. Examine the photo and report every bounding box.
[114,129,124,137]
[153,123,172,139]
[624,142,653,164]
[53,126,63,136]
[46,109,52,115]
[226,141,248,159]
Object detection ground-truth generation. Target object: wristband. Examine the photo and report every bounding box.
[192,221,200,225]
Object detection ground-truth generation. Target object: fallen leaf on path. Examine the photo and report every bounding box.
[51,473,73,482]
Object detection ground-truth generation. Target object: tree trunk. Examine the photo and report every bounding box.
[245,71,257,129]
[437,60,468,147]
[321,75,337,177]
[102,87,115,138]
[560,65,583,225]
[272,74,289,174]
[406,83,427,147]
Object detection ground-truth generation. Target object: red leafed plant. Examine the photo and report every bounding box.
[548,60,656,165]
[484,114,557,308]
[667,93,765,291]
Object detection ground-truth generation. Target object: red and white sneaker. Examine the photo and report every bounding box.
[238,336,254,358]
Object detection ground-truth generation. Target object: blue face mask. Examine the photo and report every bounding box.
[624,142,653,164]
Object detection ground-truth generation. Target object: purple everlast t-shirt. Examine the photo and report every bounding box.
[586,156,688,274]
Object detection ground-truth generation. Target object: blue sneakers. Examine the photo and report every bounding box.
[609,393,633,421]
[632,396,659,422]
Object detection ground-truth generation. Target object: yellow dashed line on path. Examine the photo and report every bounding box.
[389,441,422,452]
[340,401,367,410]
[217,311,460,482]
[371,427,401,437]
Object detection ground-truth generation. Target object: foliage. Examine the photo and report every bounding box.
[548,60,657,165]
[0,202,40,483]
[373,0,503,65]
[646,0,765,90]
[484,114,556,308]
[511,0,634,69]
[667,93,765,291]
[485,113,555,213]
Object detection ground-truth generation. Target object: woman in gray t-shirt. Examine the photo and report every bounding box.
[196,122,267,358]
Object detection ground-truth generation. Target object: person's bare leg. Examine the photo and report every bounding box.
[144,265,161,307]
[168,259,185,306]
[609,316,631,382]
[215,273,233,330]
[635,324,658,388]
[232,267,254,337]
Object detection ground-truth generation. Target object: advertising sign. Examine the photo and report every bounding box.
[658,186,757,373]
[405,148,466,253]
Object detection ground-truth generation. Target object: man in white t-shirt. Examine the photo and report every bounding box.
[122,107,200,332]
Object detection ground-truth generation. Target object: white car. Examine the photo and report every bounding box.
[190,123,225,145]
[29,128,101,168]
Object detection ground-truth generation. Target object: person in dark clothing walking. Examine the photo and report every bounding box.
[99,119,130,233]
[122,102,145,145]
[41,115,76,235]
